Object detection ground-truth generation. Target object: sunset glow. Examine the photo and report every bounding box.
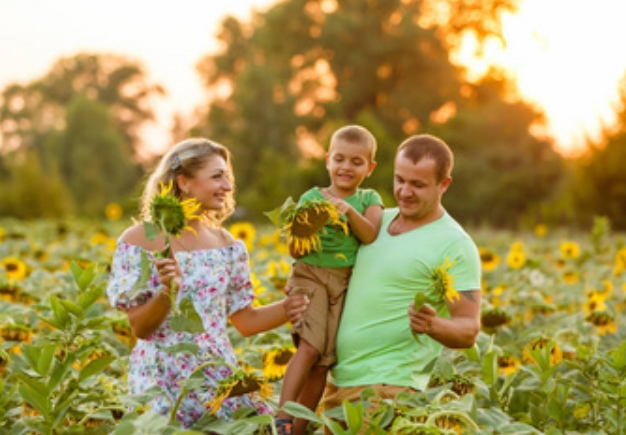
[1,0,626,157]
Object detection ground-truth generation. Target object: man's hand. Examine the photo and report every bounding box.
[408,302,437,336]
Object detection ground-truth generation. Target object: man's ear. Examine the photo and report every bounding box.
[441,176,452,192]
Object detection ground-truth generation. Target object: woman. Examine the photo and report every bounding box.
[106,138,307,427]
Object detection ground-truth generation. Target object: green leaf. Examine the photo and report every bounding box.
[36,344,56,378]
[143,221,160,241]
[127,251,152,300]
[343,400,364,432]
[59,299,83,317]
[264,196,297,227]
[18,383,50,417]
[78,283,105,311]
[15,373,49,401]
[463,343,481,362]
[163,342,200,356]
[611,342,626,370]
[49,294,70,328]
[70,261,97,291]
[482,350,499,387]
[282,401,324,424]
[79,356,116,382]
[170,298,204,333]
[21,344,42,373]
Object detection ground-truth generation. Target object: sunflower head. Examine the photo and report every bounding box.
[265,197,345,256]
[430,257,460,303]
[149,181,201,237]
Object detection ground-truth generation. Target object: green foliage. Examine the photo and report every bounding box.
[0,151,75,218]
[0,53,161,219]
[565,75,626,230]
[194,0,563,226]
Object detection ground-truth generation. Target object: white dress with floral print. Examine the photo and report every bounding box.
[106,239,272,427]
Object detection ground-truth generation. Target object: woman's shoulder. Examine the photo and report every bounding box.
[119,224,166,252]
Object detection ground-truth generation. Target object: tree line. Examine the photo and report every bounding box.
[1,0,625,230]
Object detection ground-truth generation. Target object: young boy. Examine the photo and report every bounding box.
[275,125,384,434]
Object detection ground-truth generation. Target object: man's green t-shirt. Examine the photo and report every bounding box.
[298,187,383,268]
[329,208,481,390]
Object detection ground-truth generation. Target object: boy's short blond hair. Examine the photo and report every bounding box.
[329,125,377,161]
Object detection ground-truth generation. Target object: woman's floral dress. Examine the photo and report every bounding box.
[106,239,272,427]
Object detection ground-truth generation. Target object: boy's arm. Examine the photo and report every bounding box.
[343,203,383,244]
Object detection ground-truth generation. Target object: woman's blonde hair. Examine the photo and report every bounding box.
[140,138,236,226]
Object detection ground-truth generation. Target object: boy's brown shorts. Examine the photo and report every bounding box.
[289,262,351,366]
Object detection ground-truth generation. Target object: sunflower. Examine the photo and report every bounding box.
[585,311,616,336]
[562,270,579,284]
[205,369,271,414]
[89,232,110,246]
[506,250,526,269]
[523,337,562,366]
[104,202,123,221]
[481,307,511,332]
[613,247,626,275]
[0,323,32,344]
[148,180,202,251]
[534,223,548,238]
[429,257,460,303]
[583,291,607,315]
[497,354,520,376]
[0,280,21,302]
[265,197,347,256]
[263,347,294,381]
[428,373,474,396]
[228,221,257,252]
[1,257,28,282]
[478,247,500,272]
[560,240,581,259]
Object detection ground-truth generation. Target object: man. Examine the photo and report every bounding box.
[320,133,482,431]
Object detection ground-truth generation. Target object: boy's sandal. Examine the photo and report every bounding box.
[274,418,294,435]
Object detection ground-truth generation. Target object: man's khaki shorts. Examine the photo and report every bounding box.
[289,262,351,366]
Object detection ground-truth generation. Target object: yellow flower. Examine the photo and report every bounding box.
[89,232,110,246]
[560,241,580,259]
[510,241,525,252]
[534,224,548,238]
[228,222,257,252]
[523,338,562,366]
[263,347,294,381]
[506,250,526,269]
[104,202,123,221]
[478,247,500,272]
[497,354,520,376]
[430,257,460,303]
[562,270,579,284]
[613,247,626,275]
[1,257,28,281]
[150,180,202,238]
[585,311,616,336]
[583,291,607,315]
[205,370,270,414]
[267,197,347,257]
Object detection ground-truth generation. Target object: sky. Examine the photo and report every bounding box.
[2,0,626,157]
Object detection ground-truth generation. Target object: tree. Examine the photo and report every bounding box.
[0,53,163,160]
[193,0,563,225]
[0,53,163,217]
[567,74,626,230]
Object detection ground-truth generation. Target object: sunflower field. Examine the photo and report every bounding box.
[1,216,626,435]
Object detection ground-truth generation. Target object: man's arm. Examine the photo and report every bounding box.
[409,290,481,349]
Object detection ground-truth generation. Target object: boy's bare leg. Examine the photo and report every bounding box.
[276,339,320,421]
[294,365,329,434]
